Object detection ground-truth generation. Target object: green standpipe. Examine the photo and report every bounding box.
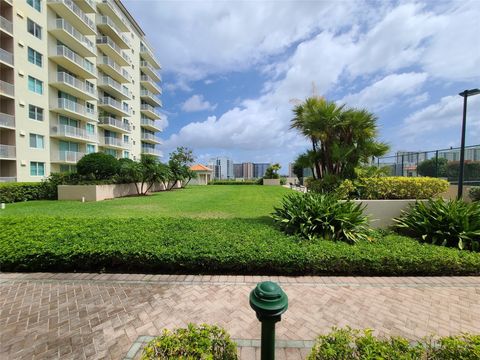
[249,281,288,360]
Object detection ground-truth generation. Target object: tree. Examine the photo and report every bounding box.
[264,163,281,179]
[293,151,317,180]
[168,146,195,190]
[291,97,389,180]
[76,153,119,180]
[417,158,448,177]
[120,155,171,195]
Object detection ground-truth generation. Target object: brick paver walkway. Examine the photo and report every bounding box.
[1,273,479,359]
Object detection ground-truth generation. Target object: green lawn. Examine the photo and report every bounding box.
[0,185,290,218]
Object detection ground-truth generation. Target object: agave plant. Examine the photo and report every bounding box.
[394,199,480,251]
[271,192,369,243]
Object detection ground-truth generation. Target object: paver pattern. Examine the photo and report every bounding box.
[1,273,479,359]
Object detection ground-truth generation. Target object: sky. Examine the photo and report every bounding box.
[124,0,480,173]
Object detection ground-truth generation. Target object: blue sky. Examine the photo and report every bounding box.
[124,0,480,172]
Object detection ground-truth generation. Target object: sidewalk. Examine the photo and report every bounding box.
[1,273,479,359]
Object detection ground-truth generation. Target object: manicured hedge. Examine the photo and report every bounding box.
[1,216,480,275]
[340,177,449,200]
[0,182,51,203]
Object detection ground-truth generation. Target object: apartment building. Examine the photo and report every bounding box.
[208,156,234,180]
[0,0,162,182]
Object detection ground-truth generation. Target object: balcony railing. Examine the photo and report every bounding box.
[141,147,162,156]
[99,0,129,31]
[98,56,130,82]
[140,74,161,93]
[0,112,15,128]
[56,72,96,96]
[103,136,130,149]
[53,19,95,53]
[55,45,96,76]
[0,48,13,66]
[54,98,96,118]
[0,15,13,34]
[47,0,96,33]
[0,177,16,183]
[140,89,161,104]
[51,123,96,141]
[98,16,130,47]
[0,80,14,97]
[51,150,85,163]
[97,36,131,64]
[141,132,157,142]
[99,116,131,132]
[140,60,161,81]
[141,103,160,116]
[98,76,130,98]
[141,117,161,130]
[0,144,15,159]
[98,97,130,114]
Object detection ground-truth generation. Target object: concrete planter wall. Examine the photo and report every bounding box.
[353,199,422,228]
[58,181,181,202]
[263,179,281,186]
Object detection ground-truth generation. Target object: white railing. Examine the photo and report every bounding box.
[99,16,130,46]
[99,76,129,97]
[103,136,129,148]
[55,98,95,118]
[97,36,130,63]
[100,0,128,26]
[140,75,161,92]
[47,0,95,32]
[0,144,15,159]
[99,97,130,114]
[0,48,13,66]
[0,15,13,34]
[56,72,96,96]
[55,45,96,75]
[141,147,162,156]
[140,89,161,103]
[141,117,160,129]
[141,132,157,141]
[52,150,85,163]
[0,177,16,183]
[141,104,160,116]
[0,113,15,128]
[99,116,131,132]
[99,56,130,80]
[51,123,96,141]
[54,19,94,52]
[0,80,14,97]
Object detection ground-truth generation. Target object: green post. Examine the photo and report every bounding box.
[249,281,288,360]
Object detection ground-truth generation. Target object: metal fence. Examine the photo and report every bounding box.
[371,144,480,186]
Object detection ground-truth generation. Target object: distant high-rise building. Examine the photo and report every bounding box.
[242,162,254,179]
[288,163,295,177]
[208,156,234,179]
[253,163,270,178]
[233,163,243,178]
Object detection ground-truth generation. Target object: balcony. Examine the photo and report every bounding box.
[97,0,129,32]
[0,48,13,67]
[140,104,160,119]
[101,136,130,150]
[50,123,96,142]
[140,61,161,82]
[75,0,95,13]
[98,116,131,133]
[0,112,15,129]
[51,150,85,164]
[97,16,130,49]
[0,144,15,159]
[97,56,130,84]
[98,76,130,100]
[50,98,96,122]
[50,72,96,100]
[49,19,96,57]
[141,132,160,144]
[47,0,96,35]
[50,45,96,79]
[140,43,161,69]
[140,89,162,107]
[97,36,130,66]
[0,177,16,183]
[98,97,130,117]
[0,80,14,99]
[141,147,162,157]
[140,75,161,94]
[140,117,161,132]
[0,15,13,35]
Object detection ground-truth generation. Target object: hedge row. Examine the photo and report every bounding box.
[0,182,53,203]
[2,217,480,275]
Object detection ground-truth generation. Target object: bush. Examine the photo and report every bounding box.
[446,161,480,182]
[141,324,237,360]
[271,192,369,243]
[395,199,480,251]
[76,152,119,180]
[305,175,341,194]
[307,327,480,360]
[417,157,448,177]
[351,177,449,200]
[2,217,480,275]
[470,187,480,202]
[0,182,48,203]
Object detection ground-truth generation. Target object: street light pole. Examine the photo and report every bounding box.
[457,88,480,200]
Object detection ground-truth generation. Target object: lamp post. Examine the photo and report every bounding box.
[457,88,480,199]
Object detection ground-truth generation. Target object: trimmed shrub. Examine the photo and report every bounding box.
[352,177,449,200]
[271,192,369,243]
[470,187,480,202]
[0,182,48,203]
[395,199,480,251]
[141,324,237,360]
[76,152,119,180]
[305,174,341,194]
[307,327,480,359]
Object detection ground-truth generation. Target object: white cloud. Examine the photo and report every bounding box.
[181,95,217,112]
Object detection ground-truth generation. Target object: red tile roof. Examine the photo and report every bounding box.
[190,164,212,172]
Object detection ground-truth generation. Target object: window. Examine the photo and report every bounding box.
[86,123,95,135]
[30,162,45,176]
[28,105,43,121]
[86,102,95,115]
[28,47,43,67]
[28,76,43,94]
[123,151,129,159]
[123,135,129,143]
[29,133,44,149]
[60,165,76,173]
[27,18,42,39]
[104,149,116,157]
[86,144,95,154]
[27,0,41,12]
